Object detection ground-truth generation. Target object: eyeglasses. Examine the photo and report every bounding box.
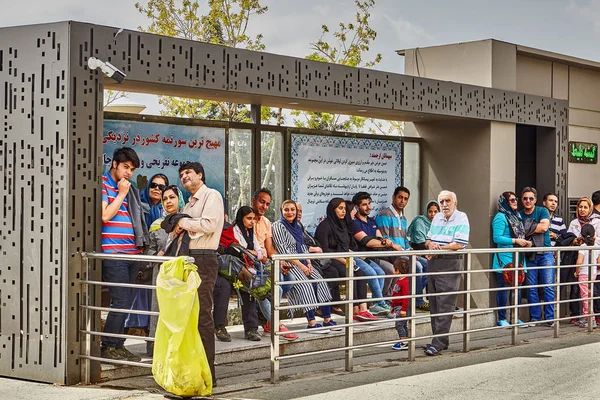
[150,182,166,191]
[522,196,535,202]
[508,198,518,203]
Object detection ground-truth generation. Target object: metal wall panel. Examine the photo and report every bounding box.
[0,22,71,383]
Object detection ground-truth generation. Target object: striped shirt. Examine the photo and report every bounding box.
[427,210,470,247]
[549,214,567,246]
[101,172,139,254]
[375,206,409,249]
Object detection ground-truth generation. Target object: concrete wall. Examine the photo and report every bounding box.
[416,119,504,308]
[404,40,492,87]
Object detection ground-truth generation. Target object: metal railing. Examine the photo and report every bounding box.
[269,245,600,383]
[79,252,195,384]
[78,246,600,386]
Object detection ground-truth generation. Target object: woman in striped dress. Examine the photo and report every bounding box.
[271,200,339,333]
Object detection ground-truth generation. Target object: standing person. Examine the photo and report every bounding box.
[491,192,530,327]
[100,147,147,361]
[146,184,185,355]
[176,162,224,383]
[376,186,429,311]
[567,197,600,237]
[519,187,555,326]
[250,188,297,339]
[314,198,378,321]
[126,173,170,334]
[592,190,600,216]
[271,200,339,333]
[389,258,411,351]
[574,224,599,328]
[543,193,566,247]
[422,190,470,356]
[407,200,440,250]
[141,173,169,228]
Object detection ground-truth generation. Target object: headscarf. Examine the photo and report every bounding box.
[149,185,185,233]
[407,200,439,244]
[577,197,594,225]
[497,195,526,239]
[235,206,255,251]
[324,198,351,250]
[278,200,307,262]
[140,173,169,228]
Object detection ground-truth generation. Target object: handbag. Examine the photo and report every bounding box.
[495,254,525,285]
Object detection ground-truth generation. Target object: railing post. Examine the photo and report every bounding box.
[511,250,519,345]
[270,258,281,384]
[408,255,417,362]
[462,253,471,353]
[555,250,561,338]
[588,249,594,333]
[345,256,354,372]
[82,254,91,385]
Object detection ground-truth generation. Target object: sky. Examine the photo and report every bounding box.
[3,0,600,115]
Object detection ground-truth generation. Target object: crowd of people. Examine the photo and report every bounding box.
[492,188,600,330]
[99,146,600,384]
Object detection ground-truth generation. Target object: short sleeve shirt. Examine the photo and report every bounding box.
[426,210,470,247]
[520,206,551,247]
[101,172,138,254]
[353,216,378,237]
[254,216,272,256]
[578,245,599,275]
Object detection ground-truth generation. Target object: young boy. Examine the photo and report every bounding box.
[390,258,411,351]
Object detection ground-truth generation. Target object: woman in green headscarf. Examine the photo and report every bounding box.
[408,200,440,250]
[147,184,186,355]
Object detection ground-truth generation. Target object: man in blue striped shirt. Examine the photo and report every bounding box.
[542,193,566,246]
[422,190,470,356]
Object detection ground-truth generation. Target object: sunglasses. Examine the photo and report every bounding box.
[149,182,166,191]
[508,198,518,203]
[522,196,535,202]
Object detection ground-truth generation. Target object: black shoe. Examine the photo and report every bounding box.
[101,346,127,360]
[116,347,142,362]
[215,325,231,342]
[331,307,346,317]
[244,329,262,341]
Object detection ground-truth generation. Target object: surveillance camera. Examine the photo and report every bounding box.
[87,57,126,84]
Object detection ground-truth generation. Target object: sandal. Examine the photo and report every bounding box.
[331,307,346,317]
[424,345,441,356]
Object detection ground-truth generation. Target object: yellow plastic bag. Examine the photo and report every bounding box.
[152,256,212,397]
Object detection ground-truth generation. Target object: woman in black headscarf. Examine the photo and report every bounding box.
[314,198,377,322]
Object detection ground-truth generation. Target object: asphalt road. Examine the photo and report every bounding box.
[1,325,599,400]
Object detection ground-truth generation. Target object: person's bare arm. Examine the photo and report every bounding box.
[101,179,130,222]
[534,218,550,234]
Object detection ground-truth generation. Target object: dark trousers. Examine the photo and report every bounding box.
[190,252,218,379]
[322,260,347,302]
[354,268,368,306]
[428,258,462,350]
[213,275,259,333]
[101,258,141,348]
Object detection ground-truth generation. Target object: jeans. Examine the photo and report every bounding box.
[495,272,522,321]
[526,252,555,321]
[257,271,292,321]
[355,259,384,304]
[101,258,142,348]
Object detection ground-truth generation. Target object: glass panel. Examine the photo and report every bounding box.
[261,131,284,222]
[403,141,420,222]
[227,129,252,220]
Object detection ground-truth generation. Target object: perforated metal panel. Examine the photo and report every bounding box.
[0,20,569,384]
[0,23,72,383]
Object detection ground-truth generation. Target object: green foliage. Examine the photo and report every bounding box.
[293,0,390,133]
[135,0,269,122]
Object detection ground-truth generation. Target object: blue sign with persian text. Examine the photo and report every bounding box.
[102,119,226,198]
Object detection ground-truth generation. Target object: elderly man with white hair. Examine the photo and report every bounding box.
[422,190,470,356]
